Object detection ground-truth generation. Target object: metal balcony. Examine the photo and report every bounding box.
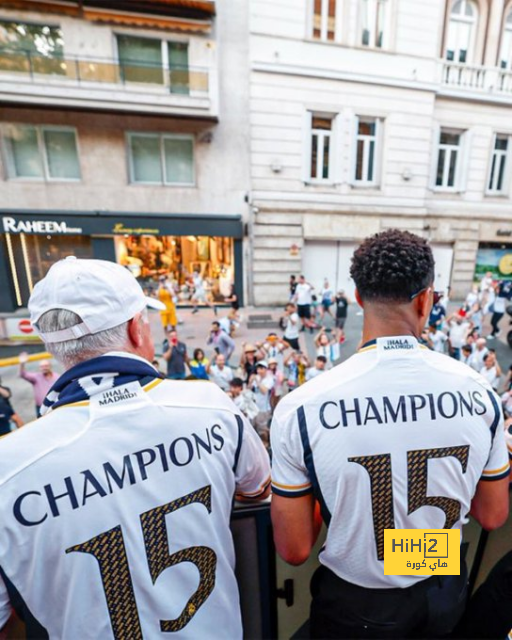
[0,49,216,118]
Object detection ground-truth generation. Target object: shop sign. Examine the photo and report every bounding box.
[2,217,82,235]
[4,318,41,342]
[112,223,161,235]
[475,246,512,280]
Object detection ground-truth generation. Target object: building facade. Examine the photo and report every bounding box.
[0,0,250,313]
[249,0,512,304]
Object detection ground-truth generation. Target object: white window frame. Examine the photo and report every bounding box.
[2,124,81,182]
[486,133,512,196]
[127,132,195,187]
[445,0,478,64]
[114,33,189,90]
[304,112,336,184]
[309,0,341,42]
[360,0,390,49]
[431,127,467,192]
[499,9,512,70]
[353,116,381,187]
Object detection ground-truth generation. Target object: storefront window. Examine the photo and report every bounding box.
[115,234,235,304]
[24,234,93,285]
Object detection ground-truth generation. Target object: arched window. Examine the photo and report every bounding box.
[445,0,478,64]
[499,9,512,69]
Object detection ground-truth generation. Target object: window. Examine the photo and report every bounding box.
[361,0,388,48]
[117,35,189,94]
[354,118,380,185]
[499,10,512,69]
[0,21,64,74]
[435,129,462,189]
[309,116,333,182]
[128,133,194,185]
[312,0,337,41]
[487,135,509,194]
[3,125,80,180]
[445,0,477,64]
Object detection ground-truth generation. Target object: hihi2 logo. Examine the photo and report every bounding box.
[383,529,460,576]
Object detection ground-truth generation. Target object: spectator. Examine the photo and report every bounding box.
[319,279,335,325]
[249,361,274,446]
[294,275,315,332]
[157,275,177,332]
[188,348,210,380]
[0,380,22,435]
[489,279,512,338]
[268,357,285,409]
[306,355,327,381]
[428,292,446,328]
[19,353,60,417]
[257,333,288,371]
[314,329,338,369]
[239,343,261,383]
[427,324,448,354]
[162,329,188,380]
[334,290,350,343]
[461,344,473,366]
[480,350,502,391]
[284,350,309,390]
[210,353,234,391]
[229,378,259,424]
[469,337,489,372]
[208,321,235,363]
[281,303,300,351]
[289,274,297,301]
[447,313,472,360]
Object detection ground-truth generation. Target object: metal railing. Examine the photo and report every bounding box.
[0,49,209,95]
[441,60,512,96]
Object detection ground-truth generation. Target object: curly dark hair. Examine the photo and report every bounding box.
[350,229,435,302]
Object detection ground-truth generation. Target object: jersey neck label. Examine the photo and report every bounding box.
[377,336,418,355]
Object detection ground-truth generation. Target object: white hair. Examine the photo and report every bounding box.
[37,309,130,368]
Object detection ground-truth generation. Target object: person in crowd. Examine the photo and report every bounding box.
[469,337,489,372]
[207,321,235,363]
[210,353,234,391]
[289,274,297,301]
[428,291,446,329]
[228,378,260,425]
[334,290,350,343]
[460,344,473,366]
[314,329,338,369]
[305,355,328,381]
[239,343,262,383]
[0,256,270,639]
[18,352,60,417]
[257,333,289,371]
[447,312,472,360]
[465,285,479,309]
[162,328,188,380]
[268,357,285,410]
[468,301,483,334]
[281,302,301,351]
[270,229,509,639]
[151,358,165,376]
[480,350,502,391]
[427,324,448,354]
[489,278,512,339]
[479,271,495,302]
[224,282,239,313]
[188,348,210,380]
[318,279,335,325]
[249,361,274,446]
[310,294,320,325]
[294,275,315,332]
[284,350,310,391]
[0,379,23,435]
[190,269,217,316]
[157,275,177,332]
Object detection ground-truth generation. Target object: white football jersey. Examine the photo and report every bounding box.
[0,360,270,638]
[271,336,509,588]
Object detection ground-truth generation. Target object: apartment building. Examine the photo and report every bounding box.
[0,0,250,318]
[249,0,512,304]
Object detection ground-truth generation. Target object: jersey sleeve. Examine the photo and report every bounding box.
[234,414,271,499]
[0,572,11,630]
[270,408,312,498]
[481,411,510,482]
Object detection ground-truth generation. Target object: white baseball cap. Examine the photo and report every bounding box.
[29,256,165,343]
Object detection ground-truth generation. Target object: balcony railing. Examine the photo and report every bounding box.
[0,49,209,95]
[441,60,512,96]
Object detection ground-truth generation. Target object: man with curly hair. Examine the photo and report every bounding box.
[270,229,509,639]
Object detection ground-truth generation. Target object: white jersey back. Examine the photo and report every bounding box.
[271,336,508,588]
[0,374,270,638]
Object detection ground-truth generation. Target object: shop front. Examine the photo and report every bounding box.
[0,210,244,313]
[475,241,512,282]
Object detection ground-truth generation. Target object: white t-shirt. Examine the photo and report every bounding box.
[210,364,234,391]
[295,283,313,306]
[271,336,508,589]
[321,287,333,303]
[284,313,300,341]
[430,330,447,353]
[253,374,274,412]
[480,365,500,389]
[306,366,324,381]
[0,355,270,638]
[449,321,470,349]
[470,347,489,372]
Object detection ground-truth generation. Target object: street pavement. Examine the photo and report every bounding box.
[1,303,511,425]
